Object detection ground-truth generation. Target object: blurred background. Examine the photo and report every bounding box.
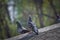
[0,0,60,39]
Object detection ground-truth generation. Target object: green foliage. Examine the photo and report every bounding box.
[53,0,60,12]
[14,0,59,28]
[9,23,18,37]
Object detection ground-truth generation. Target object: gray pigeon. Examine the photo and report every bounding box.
[16,21,29,34]
[28,16,38,35]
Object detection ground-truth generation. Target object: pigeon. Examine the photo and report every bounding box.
[16,21,29,34]
[28,15,38,35]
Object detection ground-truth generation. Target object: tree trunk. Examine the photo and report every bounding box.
[34,0,44,28]
[48,0,59,23]
[0,0,11,39]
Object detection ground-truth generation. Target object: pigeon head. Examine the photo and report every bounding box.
[28,15,32,22]
[16,21,22,28]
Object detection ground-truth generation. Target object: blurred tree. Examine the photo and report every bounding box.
[48,0,59,23]
[0,0,11,39]
[33,0,44,28]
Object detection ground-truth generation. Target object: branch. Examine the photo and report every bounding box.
[4,23,60,40]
